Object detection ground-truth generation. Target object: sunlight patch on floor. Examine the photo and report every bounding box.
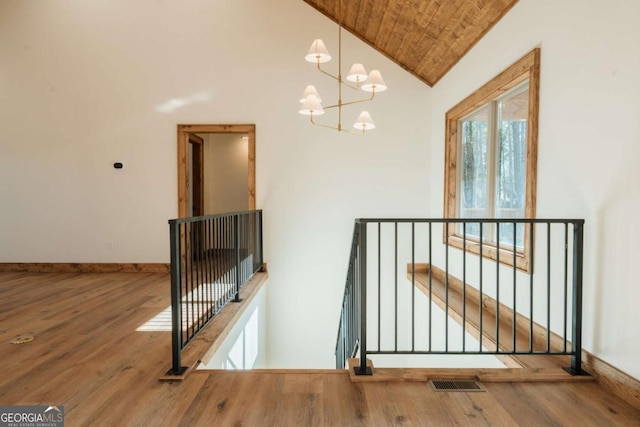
[136,281,235,332]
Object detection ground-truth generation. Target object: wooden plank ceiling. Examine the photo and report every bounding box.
[303,0,519,87]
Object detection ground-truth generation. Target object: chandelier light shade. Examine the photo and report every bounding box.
[353,111,375,131]
[346,63,368,83]
[305,39,332,63]
[298,94,325,116]
[298,0,386,134]
[361,70,387,93]
[300,85,322,103]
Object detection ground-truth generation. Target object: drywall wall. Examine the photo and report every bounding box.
[427,0,640,380]
[199,283,268,370]
[202,133,249,215]
[0,0,431,368]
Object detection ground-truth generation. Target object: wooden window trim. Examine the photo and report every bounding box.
[443,48,540,273]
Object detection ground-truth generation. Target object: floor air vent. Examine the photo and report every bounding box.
[430,380,485,392]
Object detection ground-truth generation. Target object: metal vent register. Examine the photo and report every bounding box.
[430,380,485,392]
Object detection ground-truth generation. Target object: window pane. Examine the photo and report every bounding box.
[496,85,528,247]
[459,106,489,238]
[445,49,539,272]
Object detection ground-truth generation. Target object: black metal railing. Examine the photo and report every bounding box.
[335,224,363,370]
[168,210,263,375]
[336,218,585,376]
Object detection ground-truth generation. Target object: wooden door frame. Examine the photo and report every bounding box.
[177,124,256,218]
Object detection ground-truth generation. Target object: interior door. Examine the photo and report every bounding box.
[188,134,204,217]
[188,134,205,259]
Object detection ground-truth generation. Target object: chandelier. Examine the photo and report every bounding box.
[298,0,387,134]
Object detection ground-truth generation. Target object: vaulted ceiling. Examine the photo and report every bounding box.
[303,0,519,86]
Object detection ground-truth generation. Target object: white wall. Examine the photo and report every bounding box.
[199,283,268,370]
[428,0,640,380]
[0,0,430,368]
[202,133,249,215]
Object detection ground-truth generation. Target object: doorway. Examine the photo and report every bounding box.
[177,124,256,218]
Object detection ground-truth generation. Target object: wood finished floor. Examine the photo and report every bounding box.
[1,272,639,426]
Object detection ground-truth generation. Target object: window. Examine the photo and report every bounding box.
[444,49,540,272]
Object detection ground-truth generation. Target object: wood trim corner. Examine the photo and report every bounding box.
[582,352,640,409]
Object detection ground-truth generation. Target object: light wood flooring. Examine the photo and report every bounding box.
[1,272,639,426]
